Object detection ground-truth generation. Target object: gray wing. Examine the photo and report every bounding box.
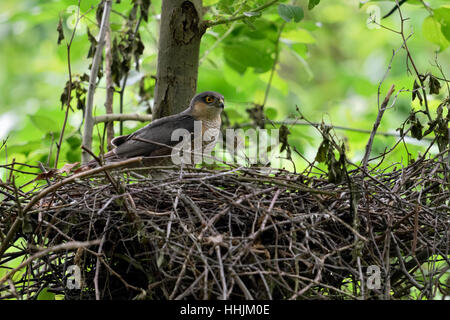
[111,113,195,159]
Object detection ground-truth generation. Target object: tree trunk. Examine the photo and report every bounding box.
[153,0,205,119]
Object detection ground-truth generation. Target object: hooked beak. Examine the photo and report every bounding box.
[218,98,225,109]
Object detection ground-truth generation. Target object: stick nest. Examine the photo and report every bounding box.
[1,155,449,300]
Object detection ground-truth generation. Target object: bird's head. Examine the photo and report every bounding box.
[190,91,224,120]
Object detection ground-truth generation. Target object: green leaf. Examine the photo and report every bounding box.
[225,108,247,122]
[37,288,55,300]
[264,107,278,120]
[29,114,59,133]
[223,41,274,74]
[66,149,80,163]
[407,0,423,4]
[66,136,82,149]
[308,0,320,10]
[237,19,278,41]
[291,43,308,58]
[277,4,304,23]
[434,6,450,42]
[203,0,219,6]
[422,15,449,51]
[7,141,43,156]
[281,29,316,44]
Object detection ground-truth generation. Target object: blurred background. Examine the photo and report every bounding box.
[0,0,449,183]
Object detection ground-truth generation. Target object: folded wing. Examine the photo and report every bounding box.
[110,113,196,159]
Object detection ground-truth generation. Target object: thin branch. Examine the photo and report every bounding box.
[54,0,82,169]
[382,0,407,19]
[235,119,432,141]
[118,15,143,136]
[199,21,237,65]
[0,208,22,258]
[21,157,143,215]
[93,113,152,124]
[262,21,286,108]
[205,0,279,27]
[94,214,110,300]
[82,0,113,164]
[0,240,101,284]
[104,24,115,151]
[362,84,396,169]
[395,0,432,123]
[216,245,227,300]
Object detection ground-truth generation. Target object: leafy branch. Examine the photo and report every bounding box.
[205,0,280,27]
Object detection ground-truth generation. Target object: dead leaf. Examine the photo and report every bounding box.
[34,170,57,181]
[74,166,90,174]
[58,162,80,174]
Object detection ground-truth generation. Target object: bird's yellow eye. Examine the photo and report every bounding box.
[205,96,214,103]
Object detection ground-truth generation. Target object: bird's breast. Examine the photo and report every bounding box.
[201,117,221,135]
[198,117,221,150]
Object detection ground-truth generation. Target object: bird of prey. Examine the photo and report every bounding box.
[84,91,224,169]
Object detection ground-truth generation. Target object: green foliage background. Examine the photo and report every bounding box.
[0,0,449,185]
